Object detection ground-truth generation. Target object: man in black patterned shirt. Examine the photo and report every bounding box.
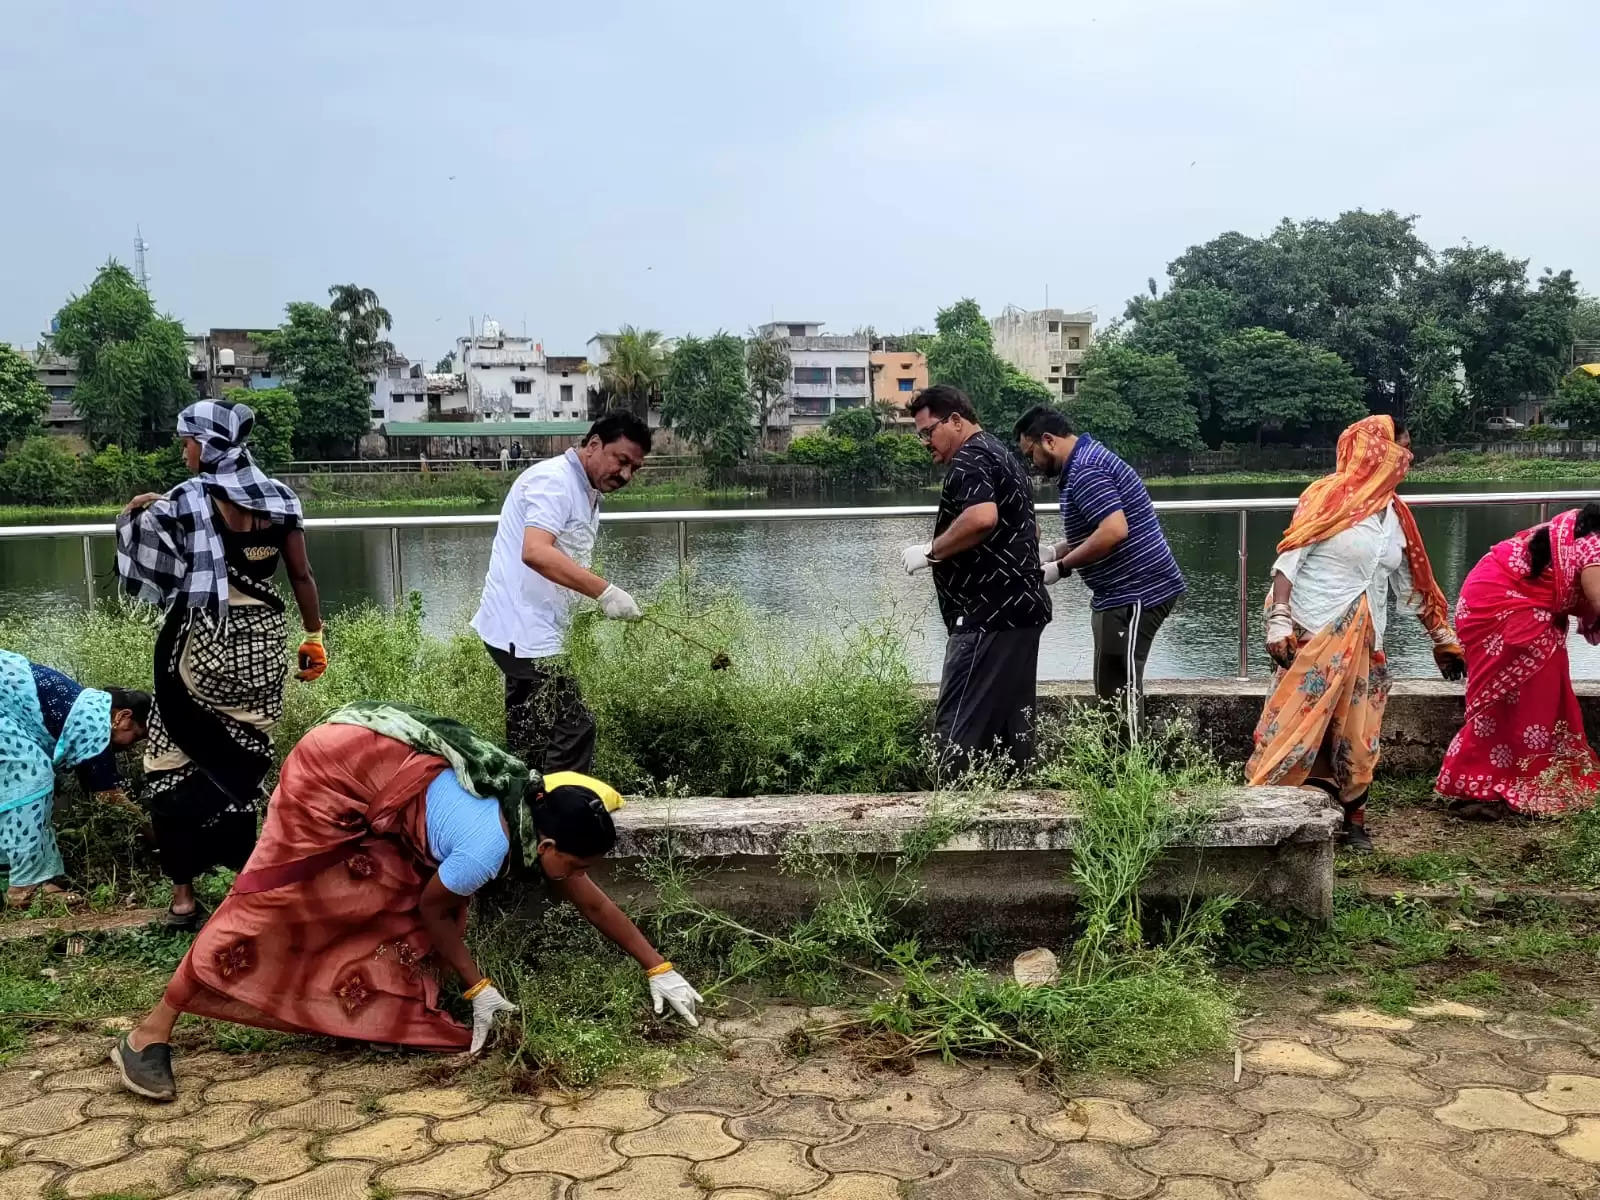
[901,385,1051,771]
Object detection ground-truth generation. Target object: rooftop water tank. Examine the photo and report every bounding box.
[218,348,236,368]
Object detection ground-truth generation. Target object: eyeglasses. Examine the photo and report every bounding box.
[916,414,953,443]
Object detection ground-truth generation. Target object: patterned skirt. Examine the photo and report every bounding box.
[145,595,286,883]
[1437,575,1600,814]
[1245,595,1391,805]
[163,723,470,1050]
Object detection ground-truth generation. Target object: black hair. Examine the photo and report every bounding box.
[532,784,617,859]
[1390,414,1408,439]
[907,383,977,424]
[1012,404,1074,441]
[1526,503,1600,580]
[107,687,152,730]
[585,410,653,454]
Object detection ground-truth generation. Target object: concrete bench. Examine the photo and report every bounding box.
[593,785,1340,942]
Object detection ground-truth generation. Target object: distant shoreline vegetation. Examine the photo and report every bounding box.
[1,450,1597,525]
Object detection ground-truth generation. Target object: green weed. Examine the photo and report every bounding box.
[1554,802,1600,883]
[0,927,192,1061]
[469,905,688,1090]
[1446,970,1506,999]
[645,709,1237,1077]
[566,588,925,796]
[1340,850,1475,885]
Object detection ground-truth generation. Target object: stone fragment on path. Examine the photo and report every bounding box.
[1316,1008,1415,1032]
[614,1112,740,1160]
[377,1143,502,1198]
[1013,946,1060,987]
[1247,1160,1377,1200]
[1435,1087,1570,1135]
[1453,1130,1597,1190]
[1359,1143,1489,1200]
[1525,1073,1600,1114]
[1410,1000,1492,1021]
[500,1128,622,1180]
[1244,1040,1345,1078]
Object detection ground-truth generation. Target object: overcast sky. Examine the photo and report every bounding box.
[2,1,1593,364]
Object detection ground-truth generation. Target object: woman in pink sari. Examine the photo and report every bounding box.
[1437,504,1600,818]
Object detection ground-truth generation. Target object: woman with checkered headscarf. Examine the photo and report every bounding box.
[116,399,326,930]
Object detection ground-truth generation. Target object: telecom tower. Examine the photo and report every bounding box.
[133,227,150,290]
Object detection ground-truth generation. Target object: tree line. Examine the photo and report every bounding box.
[5,211,1599,482]
[0,262,397,467]
[1077,210,1600,457]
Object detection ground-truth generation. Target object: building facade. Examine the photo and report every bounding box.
[445,321,590,423]
[757,321,870,433]
[990,306,1095,398]
[202,329,282,395]
[869,349,927,419]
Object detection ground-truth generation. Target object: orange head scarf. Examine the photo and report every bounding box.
[1277,415,1451,632]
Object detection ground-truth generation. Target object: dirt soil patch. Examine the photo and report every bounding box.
[1351,787,1594,894]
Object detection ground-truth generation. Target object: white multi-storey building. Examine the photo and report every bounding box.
[990,306,1095,399]
[757,321,870,433]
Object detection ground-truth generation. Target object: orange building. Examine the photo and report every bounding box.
[870,350,928,421]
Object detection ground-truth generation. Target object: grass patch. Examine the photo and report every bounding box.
[3,587,928,802]
[1338,849,1477,885]
[1446,970,1506,999]
[0,927,193,1061]
[1221,888,1600,1013]
[646,710,1237,1077]
[566,589,926,796]
[469,905,691,1090]
[1553,802,1600,882]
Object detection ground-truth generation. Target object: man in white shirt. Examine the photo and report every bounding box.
[472,412,652,773]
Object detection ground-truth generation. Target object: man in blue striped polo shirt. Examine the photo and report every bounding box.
[1014,406,1185,739]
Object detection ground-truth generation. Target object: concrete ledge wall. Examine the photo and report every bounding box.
[910,679,1600,777]
[595,786,1339,938]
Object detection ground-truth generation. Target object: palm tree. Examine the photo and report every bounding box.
[328,284,395,373]
[597,325,667,419]
[745,328,791,451]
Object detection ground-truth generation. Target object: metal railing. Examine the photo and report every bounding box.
[280,455,702,474]
[4,489,1595,679]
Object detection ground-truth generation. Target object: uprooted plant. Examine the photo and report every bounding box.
[638,709,1238,1077]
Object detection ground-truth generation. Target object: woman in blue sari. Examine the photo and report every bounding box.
[0,650,150,907]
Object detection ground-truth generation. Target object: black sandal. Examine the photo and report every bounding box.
[1447,798,1505,823]
[164,901,209,931]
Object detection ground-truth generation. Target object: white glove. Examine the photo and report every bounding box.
[1039,545,1060,567]
[648,968,704,1028]
[1041,560,1063,586]
[1264,604,1295,646]
[598,583,642,621]
[901,543,934,575]
[469,984,518,1054]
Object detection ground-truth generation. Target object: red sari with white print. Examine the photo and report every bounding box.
[1437,508,1600,814]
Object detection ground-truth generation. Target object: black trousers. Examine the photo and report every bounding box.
[484,643,596,774]
[1090,596,1177,741]
[934,625,1043,772]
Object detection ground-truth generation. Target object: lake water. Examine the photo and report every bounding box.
[4,479,1599,682]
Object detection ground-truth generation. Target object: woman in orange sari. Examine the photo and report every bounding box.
[110,702,702,1100]
[1246,416,1465,851]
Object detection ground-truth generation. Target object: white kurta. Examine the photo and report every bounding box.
[1272,503,1422,648]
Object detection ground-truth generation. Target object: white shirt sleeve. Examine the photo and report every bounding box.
[1272,546,1308,585]
[520,472,572,536]
[1390,522,1423,616]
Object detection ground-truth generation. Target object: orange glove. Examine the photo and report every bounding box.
[296,629,327,682]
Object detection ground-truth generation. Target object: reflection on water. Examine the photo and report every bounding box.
[4,481,1598,682]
